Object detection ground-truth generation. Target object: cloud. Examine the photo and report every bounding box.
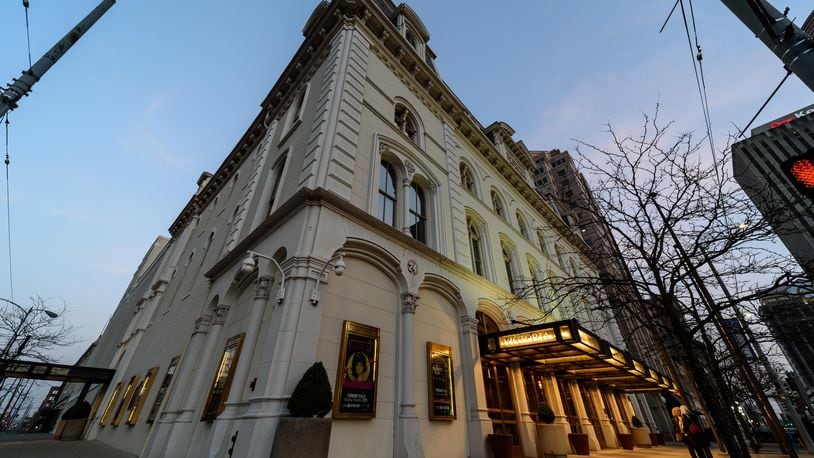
[120,95,192,171]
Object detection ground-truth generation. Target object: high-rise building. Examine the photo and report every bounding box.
[732,105,814,276]
[75,2,675,457]
[761,282,814,398]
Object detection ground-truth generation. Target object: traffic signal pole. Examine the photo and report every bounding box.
[721,0,814,92]
[0,0,115,118]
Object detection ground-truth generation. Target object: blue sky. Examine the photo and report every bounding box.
[0,0,811,371]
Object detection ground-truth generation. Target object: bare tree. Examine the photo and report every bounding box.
[503,105,807,457]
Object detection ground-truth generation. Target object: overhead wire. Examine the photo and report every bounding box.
[737,69,793,138]
[23,0,32,69]
[3,114,13,302]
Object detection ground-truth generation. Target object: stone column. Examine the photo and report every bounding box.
[162,306,227,458]
[588,385,618,448]
[401,178,412,235]
[620,393,637,427]
[604,389,629,435]
[140,313,212,456]
[541,373,572,451]
[397,293,423,458]
[509,365,536,457]
[568,381,600,451]
[209,269,274,458]
[459,314,491,458]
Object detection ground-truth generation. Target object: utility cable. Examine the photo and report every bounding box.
[23,0,32,69]
[3,115,13,302]
[684,0,717,170]
[738,69,793,138]
[659,0,680,34]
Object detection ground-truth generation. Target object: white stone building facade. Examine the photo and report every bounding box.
[81,1,672,456]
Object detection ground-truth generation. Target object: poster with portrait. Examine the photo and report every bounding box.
[334,320,380,419]
[427,342,456,420]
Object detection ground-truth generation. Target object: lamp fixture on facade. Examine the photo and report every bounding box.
[310,253,346,306]
[240,251,287,304]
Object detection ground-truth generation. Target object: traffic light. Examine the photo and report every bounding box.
[782,148,814,199]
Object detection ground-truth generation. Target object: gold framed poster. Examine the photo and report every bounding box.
[333,320,380,419]
[201,333,245,422]
[426,342,456,420]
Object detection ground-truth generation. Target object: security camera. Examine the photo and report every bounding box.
[239,255,256,276]
[334,255,345,276]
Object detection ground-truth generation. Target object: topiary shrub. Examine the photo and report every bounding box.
[631,415,643,428]
[538,402,555,424]
[288,362,333,418]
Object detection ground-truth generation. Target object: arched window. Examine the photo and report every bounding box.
[529,262,545,312]
[378,161,397,227]
[460,163,475,193]
[491,190,505,219]
[395,104,419,144]
[516,212,530,240]
[476,311,501,335]
[268,154,287,214]
[408,183,427,243]
[554,244,565,267]
[468,218,484,277]
[537,231,548,256]
[502,244,517,295]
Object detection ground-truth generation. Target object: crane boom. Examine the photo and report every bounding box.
[0,0,115,118]
[721,0,814,92]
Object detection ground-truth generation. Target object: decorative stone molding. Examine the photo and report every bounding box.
[401,293,419,314]
[254,277,272,300]
[406,259,418,276]
[460,315,479,334]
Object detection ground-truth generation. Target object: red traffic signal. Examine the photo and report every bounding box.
[782,149,814,199]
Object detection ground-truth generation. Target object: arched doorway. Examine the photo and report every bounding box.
[476,311,520,452]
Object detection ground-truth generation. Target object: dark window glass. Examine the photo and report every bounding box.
[378,162,397,226]
[408,183,427,243]
[469,220,484,276]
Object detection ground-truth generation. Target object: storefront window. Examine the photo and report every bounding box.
[523,372,549,422]
[556,378,580,433]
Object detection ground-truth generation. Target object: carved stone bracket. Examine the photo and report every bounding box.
[401,293,419,314]
[254,277,272,301]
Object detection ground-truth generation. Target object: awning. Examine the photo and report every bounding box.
[0,359,115,384]
[478,319,677,393]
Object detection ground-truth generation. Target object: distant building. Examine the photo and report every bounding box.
[732,105,814,276]
[761,282,814,398]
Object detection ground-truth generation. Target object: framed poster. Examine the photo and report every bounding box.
[427,342,456,420]
[201,333,245,422]
[333,320,380,419]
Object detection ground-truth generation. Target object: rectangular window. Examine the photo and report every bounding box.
[112,375,139,426]
[147,356,180,423]
[201,333,245,422]
[99,382,122,426]
[127,366,159,425]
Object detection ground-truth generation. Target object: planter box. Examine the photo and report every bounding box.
[535,423,569,458]
[54,418,87,440]
[270,417,332,458]
[632,426,651,447]
[618,433,634,450]
[568,432,590,455]
[486,433,513,458]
